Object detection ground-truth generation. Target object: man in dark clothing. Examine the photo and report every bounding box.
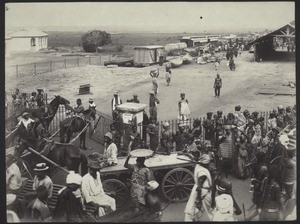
[191,119,202,139]
[35,89,45,108]
[175,124,189,151]
[147,117,159,152]
[142,111,150,140]
[213,74,222,97]
[127,95,140,103]
[149,91,159,123]
[215,111,224,147]
[284,106,294,126]
[203,112,215,144]
[53,171,90,222]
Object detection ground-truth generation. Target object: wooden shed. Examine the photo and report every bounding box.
[133,45,164,67]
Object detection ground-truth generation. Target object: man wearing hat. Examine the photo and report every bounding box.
[32,163,53,199]
[282,143,296,201]
[81,160,116,217]
[35,89,45,108]
[212,194,236,221]
[175,123,189,151]
[185,154,213,221]
[276,105,286,128]
[124,154,153,212]
[149,91,159,122]
[147,116,159,152]
[178,92,190,124]
[111,91,122,112]
[24,185,52,222]
[161,121,173,152]
[103,132,118,166]
[54,171,90,222]
[203,112,215,144]
[6,154,22,193]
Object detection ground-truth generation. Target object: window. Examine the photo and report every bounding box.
[31,38,36,46]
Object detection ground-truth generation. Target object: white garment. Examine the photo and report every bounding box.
[112,97,121,111]
[104,142,118,164]
[234,112,246,127]
[184,164,213,221]
[18,118,35,129]
[81,172,116,216]
[32,175,53,198]
[6,163,22,190]
[7,210,20,222]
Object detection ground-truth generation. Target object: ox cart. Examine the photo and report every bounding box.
[100,153,195,209]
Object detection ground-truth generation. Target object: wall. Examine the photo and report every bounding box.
[9,36,48,52]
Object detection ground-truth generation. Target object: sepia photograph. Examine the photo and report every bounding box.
[5,1,296,222]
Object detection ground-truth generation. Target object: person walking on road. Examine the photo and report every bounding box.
[214,74,222,97]
[165,69,171,86]
[149,91,159,123]
[178,93,190,124]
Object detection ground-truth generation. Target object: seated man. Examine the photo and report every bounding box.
[101,132,118,168]
[81,161,116,217]
[6,154,22,193]
[24,185,52,222]
[54,171,92,222]
[156,139,171,155]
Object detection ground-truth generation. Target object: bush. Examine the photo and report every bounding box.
[116,44,124,52]
[81,30,112,52]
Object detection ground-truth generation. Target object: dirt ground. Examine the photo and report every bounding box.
[6,50,295,222]
[6,51,296,121]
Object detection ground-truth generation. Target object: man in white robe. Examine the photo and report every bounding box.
[81,161,116,217]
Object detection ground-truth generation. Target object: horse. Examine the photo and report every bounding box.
[59,108,96,150]
[15,95,70,129]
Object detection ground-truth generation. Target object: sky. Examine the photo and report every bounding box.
[5,2,295,33]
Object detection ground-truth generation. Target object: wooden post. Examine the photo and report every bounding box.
[28,147,69,174]
[34,62,36,75]
[16,65,19,78]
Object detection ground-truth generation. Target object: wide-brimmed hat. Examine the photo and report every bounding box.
[206,112,213,116]
[36,185,48,198]
[130,149,153,158]
[216,194,233,214]
[104,132,113,140]
[22,112,30,117]
[34,163,49,172]
[147,180,159,191]
[7,194,17,206]
[88,160,101,170]
[66,171,82,185]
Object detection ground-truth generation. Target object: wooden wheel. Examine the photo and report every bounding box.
[103,179,129,209]
[17,160,33,180]
[162,168,194,202]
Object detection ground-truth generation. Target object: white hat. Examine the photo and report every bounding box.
[163,122,169,127]
[278,105,284,110]
[34,163,49,172]
[105,132,113,140]
[147,180,159,191]
[66,171,82,185]
[215,194,233,214]
[7,194,17,206]
[22,112,30,117]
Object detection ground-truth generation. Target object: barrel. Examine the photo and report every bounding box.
[164,43,187,52]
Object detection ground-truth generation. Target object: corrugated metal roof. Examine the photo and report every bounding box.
[11,30,48,37]
[134,45,164,50]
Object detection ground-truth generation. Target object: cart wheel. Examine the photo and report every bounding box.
[162,168,194,202]
[103,179,129,209]
[17,160,33,180]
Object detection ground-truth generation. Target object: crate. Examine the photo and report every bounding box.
[79,84,91,95]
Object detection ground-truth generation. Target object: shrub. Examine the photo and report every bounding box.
[116,44,124,52]
[81,30,112,52]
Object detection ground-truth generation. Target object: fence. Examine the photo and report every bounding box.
[11,54,131,78]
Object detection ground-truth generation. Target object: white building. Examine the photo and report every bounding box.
[5,29,48,54]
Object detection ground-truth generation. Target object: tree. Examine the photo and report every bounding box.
[81,30,112,52]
